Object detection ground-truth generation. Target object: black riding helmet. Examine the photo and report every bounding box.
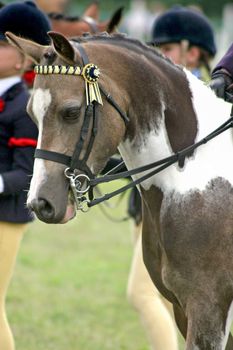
[150,6,216,57]
[0,1,51,45]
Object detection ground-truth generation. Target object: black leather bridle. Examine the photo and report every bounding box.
[34,43,129,211]
[34,43,233,212]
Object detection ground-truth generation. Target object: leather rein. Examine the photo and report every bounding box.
[34,44,233,212]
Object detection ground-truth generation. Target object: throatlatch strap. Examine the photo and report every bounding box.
[100,86,129,124]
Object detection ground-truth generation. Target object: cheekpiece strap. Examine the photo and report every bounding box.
[34,63,103,106]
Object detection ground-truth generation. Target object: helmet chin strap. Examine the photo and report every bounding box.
[180,39,189,67]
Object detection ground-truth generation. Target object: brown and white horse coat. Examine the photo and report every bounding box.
[6,31,233,349]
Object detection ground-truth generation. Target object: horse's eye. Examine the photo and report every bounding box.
[62,107,80,123]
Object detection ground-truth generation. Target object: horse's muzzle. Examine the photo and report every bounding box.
[29,198,56,223]
[28,195,76,224]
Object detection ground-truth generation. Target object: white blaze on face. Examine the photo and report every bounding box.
[27,88,52,204]
[119,69,233,195]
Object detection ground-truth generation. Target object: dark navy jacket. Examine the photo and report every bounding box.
[0,82,38,223]
[214,43,233,77]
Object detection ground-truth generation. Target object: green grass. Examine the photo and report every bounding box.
[7,184,184,350]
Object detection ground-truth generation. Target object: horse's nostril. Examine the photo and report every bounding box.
[38,198,54,219]
[31,198,55,221]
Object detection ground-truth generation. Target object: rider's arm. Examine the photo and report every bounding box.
[209,43,233,101]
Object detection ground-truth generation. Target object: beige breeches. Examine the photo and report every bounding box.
[0,222,27,350]
[127,224,178,350]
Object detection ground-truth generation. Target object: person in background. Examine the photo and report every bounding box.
[35,0,68,14]
[23,0,69,88]
[0,2,50,349]
[150,5,216,82]
[122,0,154,41]
[209,43,233,101]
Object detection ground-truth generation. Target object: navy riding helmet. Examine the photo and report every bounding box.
[150,6,216,57]
[0,1,51,45]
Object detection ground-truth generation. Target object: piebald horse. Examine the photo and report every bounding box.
[6,31,233,350]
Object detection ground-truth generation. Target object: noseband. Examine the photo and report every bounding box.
[34,43,129,211]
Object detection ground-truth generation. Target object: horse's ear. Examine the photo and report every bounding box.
[5,31,45,64]
[106,7,124,33]
[83,1,99,20]
[48,31,76,63]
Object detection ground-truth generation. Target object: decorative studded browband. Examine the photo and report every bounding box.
[34,63,103,106]
[33,44,129,212]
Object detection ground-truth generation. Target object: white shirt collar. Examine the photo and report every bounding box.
[0,76,21,97]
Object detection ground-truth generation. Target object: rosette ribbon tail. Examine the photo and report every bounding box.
[85,80,103,106]
[34,63,103,106]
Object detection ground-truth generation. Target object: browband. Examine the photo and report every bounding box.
[33,44,129,211]
[34,63,103,106]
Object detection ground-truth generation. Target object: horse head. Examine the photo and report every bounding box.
[50,2,124,36]
[6,29,233,350]
[6,31,128,223]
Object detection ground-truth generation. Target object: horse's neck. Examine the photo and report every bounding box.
[119,69,233,195]
[185,69,232,138]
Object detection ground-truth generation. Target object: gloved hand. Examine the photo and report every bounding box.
[209,69,233,103]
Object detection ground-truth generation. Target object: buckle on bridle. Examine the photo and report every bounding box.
[65,168,91,211]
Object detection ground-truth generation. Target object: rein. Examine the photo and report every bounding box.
[34,44,233,212]
[89,110,233,207]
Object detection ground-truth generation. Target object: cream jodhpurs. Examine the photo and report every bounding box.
[127,224,179,350]
[0,222,27,350]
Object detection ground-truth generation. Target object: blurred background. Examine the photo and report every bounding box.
[2,1,233,349]
[4,0,233,62]
[54,0,233,64]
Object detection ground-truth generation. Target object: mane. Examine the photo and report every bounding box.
[71,32,178,69]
